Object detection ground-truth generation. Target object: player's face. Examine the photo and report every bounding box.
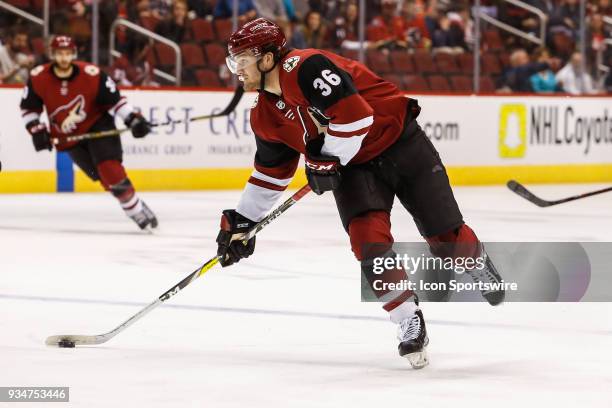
[226,50,261,91]
[53,48,75,71]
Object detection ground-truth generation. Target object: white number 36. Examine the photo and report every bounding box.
[313,69,341,96]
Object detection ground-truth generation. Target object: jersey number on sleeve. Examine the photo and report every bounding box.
[312,69,341,97]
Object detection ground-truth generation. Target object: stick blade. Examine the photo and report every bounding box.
[45,334,107,347]
[506,180,551,207]
[506,179,520,191]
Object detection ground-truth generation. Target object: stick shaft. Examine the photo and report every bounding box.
[57,127,129,144]
[90,252,219,343]
[507,180,612,207]
[54,87,245,144]
[154,87,244,128]
[52,185,311,345]
[553,186,612,204]
[159,184,311,304]
[57,112,222,144]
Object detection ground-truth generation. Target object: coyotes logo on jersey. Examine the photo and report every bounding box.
[19,61,125,150]
[49,94,87,134]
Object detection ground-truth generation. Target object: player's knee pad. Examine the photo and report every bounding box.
[425,223,481,259]
[348,210,393,261]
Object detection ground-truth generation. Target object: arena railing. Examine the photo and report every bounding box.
[109,18,182,86]
[476,0,547,48]
[596,38,612,83]
[0,0,49,38]
[602,17,612,81]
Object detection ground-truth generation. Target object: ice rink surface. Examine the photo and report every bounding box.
[1,184,611,408]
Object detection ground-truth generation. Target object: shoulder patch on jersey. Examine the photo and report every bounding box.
[84,65,100,76]
[30,65,44,77]
[283,56,300,73]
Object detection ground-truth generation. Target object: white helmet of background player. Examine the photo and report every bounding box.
[49,35,77,70]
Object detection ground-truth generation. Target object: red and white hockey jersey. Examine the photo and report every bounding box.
[20,61,134,150]
[237,48,415,221]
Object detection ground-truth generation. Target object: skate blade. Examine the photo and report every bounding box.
[139,221,158,234]
[480,289,505,306]
[141,225,159,235]
[403,348,429,369]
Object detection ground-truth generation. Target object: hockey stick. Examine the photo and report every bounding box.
[45,184,312,348]
[52,86,245,145]
[507,179,612,207]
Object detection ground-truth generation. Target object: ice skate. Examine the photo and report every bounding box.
[126,200,158,230]
[397,309,429,369]
[466,250,505,306]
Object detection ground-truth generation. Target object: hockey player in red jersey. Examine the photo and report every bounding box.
[19,36,157,230]
[215,19,505,368]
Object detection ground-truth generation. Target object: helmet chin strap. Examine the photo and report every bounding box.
[256,55,279,92]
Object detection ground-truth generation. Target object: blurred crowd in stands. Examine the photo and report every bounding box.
[0,0,610,93]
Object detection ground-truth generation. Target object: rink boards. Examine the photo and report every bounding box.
[0,85,611,193]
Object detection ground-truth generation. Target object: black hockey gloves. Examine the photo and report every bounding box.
[125,112,151,139]
[305,137,341,195]
[27,120,52,151]
[216,209,257,267]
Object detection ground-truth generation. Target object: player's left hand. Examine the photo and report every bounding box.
[216,209,257,267]
[27,120,52,152]
[125,112,151,139]
[305,137,342,195]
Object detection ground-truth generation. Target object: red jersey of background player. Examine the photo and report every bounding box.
[238,47,415,221]
[20,61,132,150]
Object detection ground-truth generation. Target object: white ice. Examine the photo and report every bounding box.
[1,184,611,408]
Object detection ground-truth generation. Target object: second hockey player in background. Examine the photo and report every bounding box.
[19,36,158,230]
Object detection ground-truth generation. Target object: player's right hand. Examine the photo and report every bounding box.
[305,137,341,195]
[27,120,52,152]
[216,209,256,267]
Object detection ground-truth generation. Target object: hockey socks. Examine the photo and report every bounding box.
[97,160,157,229]
[427,224,505,305]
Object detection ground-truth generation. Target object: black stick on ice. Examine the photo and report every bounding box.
[45,184,311,348]
[507,180,612,207]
